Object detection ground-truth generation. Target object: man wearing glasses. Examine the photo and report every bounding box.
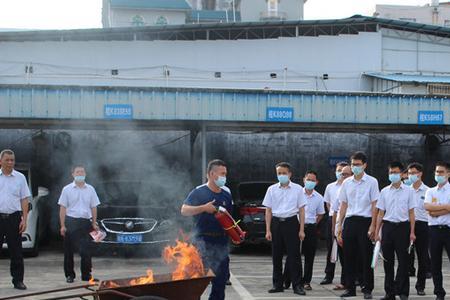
[337,151,380,299]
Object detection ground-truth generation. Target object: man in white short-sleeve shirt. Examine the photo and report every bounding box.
[0,149,31,290]
[321,161,349,287]
[337,151,380,299]
[375,162,416,300]
[58,165,100,283]
[424,161,450,300]
[300,170,325,290]
[406,162,431,295]
[263,162,306,296]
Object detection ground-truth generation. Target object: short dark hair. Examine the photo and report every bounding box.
[0,149,14,159]
[72,164,85,172]
[275,162,292,172]
[407,162,423,172]
[350,151,367,164]
[436,161,450,171]
[207,159,227,173]
[305,170,318,178]
[336,161,349,168]
[388,161,404,171]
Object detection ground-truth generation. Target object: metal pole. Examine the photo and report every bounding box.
[232,0,236,22]
[201,123,207,183]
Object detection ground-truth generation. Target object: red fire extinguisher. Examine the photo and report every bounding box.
[215,206,246,245]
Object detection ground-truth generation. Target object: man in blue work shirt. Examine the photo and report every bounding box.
[181,159,233,300]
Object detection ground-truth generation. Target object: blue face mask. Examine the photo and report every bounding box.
[304,180,316,190]
[214,176,226,187]
[435,175,447,185]
[335,171,342,181]
[403,178,413,186]
[351,165,364,176]
[277,175,289,185]
[409,174,419,184]
[389,173,401,184]
[74,175,85,183]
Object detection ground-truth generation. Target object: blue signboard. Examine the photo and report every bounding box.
[328,156,349,168]
[266,107,294,122]
[418,110,444,125]
[104,104,133,119]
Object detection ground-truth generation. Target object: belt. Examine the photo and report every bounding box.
[346,216,371,221]
[305,223,317,227]
[384,220,409,226]
[430,225,450,230]
[273,215,297,222]
[0,211,19,219]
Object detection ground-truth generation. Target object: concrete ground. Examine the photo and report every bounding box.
[0,245,448,300]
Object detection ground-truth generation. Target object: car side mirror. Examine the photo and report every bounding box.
[37,187,49,197]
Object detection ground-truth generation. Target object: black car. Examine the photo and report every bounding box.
[93,181,178,255]
[233,181,274,246]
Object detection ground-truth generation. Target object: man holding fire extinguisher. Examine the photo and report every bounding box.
[181,159,233,300]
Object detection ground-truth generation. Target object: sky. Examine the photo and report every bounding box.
[0,0,437,30]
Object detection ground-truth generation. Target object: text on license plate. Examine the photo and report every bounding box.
[117,234,143,244]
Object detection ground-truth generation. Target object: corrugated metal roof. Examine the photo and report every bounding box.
[1,15,450,42]
[189,10,242,22]
[110,0,191,10]
[365,73,450,84]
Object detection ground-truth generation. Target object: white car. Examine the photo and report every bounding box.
[2,164,49,256]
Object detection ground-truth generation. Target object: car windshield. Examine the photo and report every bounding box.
[238,182,273,205]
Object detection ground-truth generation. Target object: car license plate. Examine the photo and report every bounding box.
[117,234,142,244]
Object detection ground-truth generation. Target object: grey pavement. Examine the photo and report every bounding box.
[0,246,448,300]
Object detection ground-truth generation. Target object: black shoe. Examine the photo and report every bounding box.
[399,295,408,300]
[13,282,27,290]
[66,276,74,283]
[284,280,291,289]
[293,286,306,295]
[320,277,333,285]
[417,290,426,296]
[226,280,232,286]
[304,283,312,291]
[435,296,445,300]
[340,290,356,298]
[268,287,284,293]
[364,293,373,299]
[379,296,395,300]
[426,272,432,279]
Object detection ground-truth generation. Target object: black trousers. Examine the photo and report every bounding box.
[412,221,431,290]
[429,225,450,297]
[381,221,410,297]
[0,212,24,284]
[301,224,318,284]
[324,217,336,280]
[64,216,93,280]
[342,216,374,293]
[271,216,302,289]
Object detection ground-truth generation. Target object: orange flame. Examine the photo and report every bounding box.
[129,269,155,285]
[162,240,205,281]
[88,276,96,285]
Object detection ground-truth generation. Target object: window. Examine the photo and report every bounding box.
[155,16,168,26]
[267,0,278,12]
[131,15,145,27]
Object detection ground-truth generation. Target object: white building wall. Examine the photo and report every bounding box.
[241,0,304,22]
[0,32,381,91]
[110,9,187,26]
[381,28,450,73]
[375,4,450,26]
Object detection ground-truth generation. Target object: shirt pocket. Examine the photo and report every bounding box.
[8,184,21,197]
